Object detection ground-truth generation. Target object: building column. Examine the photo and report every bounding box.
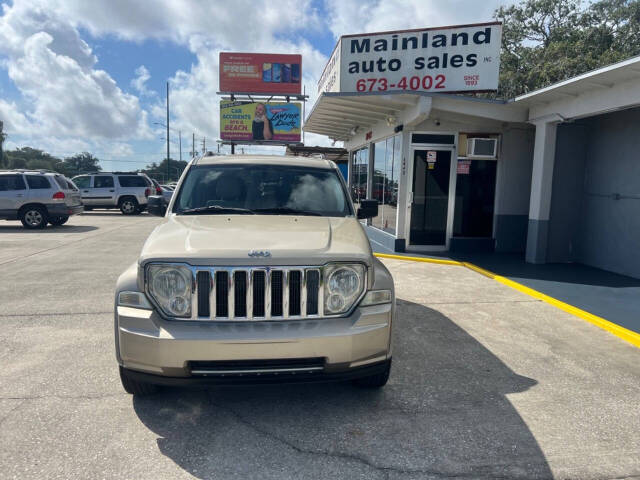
[526,120,558,263]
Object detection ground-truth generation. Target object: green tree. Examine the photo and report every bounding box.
[4,147,62,171]
[141,158,187,183]
[60,152,102,176]
[495,0,640,97]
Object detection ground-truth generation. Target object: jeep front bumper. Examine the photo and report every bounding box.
[115,302,392,380]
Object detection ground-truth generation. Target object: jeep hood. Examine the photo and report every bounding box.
[138,215,373,267]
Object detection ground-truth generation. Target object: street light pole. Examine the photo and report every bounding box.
[166,81,170,181]
[179,130,182,163]
[0,121,4,169]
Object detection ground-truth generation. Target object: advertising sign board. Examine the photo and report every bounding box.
[318,22,502,94]
[220,53,302,94]
[220,101,301,142]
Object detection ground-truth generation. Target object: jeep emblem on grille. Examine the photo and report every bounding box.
[248,250,271,258]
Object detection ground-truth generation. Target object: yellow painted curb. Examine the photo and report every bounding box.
[374,252,463,266]
[375,253,640,349]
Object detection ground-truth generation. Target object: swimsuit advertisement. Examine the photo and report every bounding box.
[220,101,301,143]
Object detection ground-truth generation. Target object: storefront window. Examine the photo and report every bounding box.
[371,135,401,235]
[351,147,369,209]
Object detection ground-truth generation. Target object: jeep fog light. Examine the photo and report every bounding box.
[118,291,152,309]
[359,289,392,307]
[147,264,192,317]
[323,264,365,315]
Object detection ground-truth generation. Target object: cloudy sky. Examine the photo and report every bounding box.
[0,0,514,170]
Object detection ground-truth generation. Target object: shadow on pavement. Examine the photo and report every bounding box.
[451,252,640,289]
[132,300,552,479]
[81,211,146,217]
[0,224,98,233]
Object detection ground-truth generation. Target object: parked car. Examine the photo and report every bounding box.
[0,170,83,229]
[159,185,173,204]
[72,172,154,215]
[114,154,393,395]
[149,178,173,204]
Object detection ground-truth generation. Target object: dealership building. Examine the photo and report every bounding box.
[304,24,640,279]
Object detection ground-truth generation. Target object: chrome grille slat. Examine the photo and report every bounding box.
[301,271,307,317]
[247,271,253,319]
[282,270,289,319]
[189,266,327,321]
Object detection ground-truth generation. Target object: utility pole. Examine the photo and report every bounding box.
[201,137,206,154]
[166,81,170,181]
[0,121,4,169]
[192,132,195,158]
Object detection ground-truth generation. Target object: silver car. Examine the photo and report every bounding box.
[0,170,83,229]
[72,172,153,215]
[115,155,394,395]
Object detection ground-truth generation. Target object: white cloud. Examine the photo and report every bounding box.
[131,65,152,96]
[0,98,32,134]
[325,0,514,38]
[0,1,150,143]
[1,0,515,160]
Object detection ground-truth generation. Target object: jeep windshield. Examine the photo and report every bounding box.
[174,164,353,217]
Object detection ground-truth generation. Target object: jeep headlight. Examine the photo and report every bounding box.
[147,264,192,317]
[323,263,365,315]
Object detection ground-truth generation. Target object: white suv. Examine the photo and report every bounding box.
[72,172,154,215]
[0,170,83,228]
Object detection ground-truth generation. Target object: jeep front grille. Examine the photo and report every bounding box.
[191,267,323,320]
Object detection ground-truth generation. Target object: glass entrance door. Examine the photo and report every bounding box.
[409,149,452,246]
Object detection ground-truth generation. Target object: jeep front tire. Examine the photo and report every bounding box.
[119,366,158,395]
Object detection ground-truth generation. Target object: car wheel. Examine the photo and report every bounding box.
[119,197,139,215]
[20,206,48,229]
[49,216,69,226]
[352,361,391,388]
[119,366,158,396]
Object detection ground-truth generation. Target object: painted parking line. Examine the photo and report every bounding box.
[375,252,640,349]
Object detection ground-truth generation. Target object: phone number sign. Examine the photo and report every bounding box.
[318,22,502,94]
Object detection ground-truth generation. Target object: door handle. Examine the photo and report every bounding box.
[16,194,24,197]
[109,189,115,192]
[83,190,89,193]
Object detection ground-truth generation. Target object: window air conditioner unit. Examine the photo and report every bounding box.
[467,138,498,158]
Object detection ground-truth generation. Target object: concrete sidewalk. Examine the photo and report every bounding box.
[370,241,640,336]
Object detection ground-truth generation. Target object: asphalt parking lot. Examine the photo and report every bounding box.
[1,212,639,480]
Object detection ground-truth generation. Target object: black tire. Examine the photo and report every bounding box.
[49,216,69,226]
[119,197,139,215]
[352,361,391,388]
[20,205,48,229]
[119,366,159,396]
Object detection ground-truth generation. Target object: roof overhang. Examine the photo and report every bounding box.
[513,55,640,122]
[304,91,528,142]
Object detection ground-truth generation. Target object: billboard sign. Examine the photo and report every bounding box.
[220,101,301,143]
[318,22,502,94]
[219,53,302,94]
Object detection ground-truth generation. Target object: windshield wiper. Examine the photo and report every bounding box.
[179,205,255,215]
[252,207,323,216]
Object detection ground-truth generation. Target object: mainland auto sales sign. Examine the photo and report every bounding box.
[318,22,502,94]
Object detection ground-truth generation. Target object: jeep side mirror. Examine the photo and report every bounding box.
[147,195,167,217]
[357,199,379,219]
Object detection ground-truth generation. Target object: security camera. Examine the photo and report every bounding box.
[434,119,441,126]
